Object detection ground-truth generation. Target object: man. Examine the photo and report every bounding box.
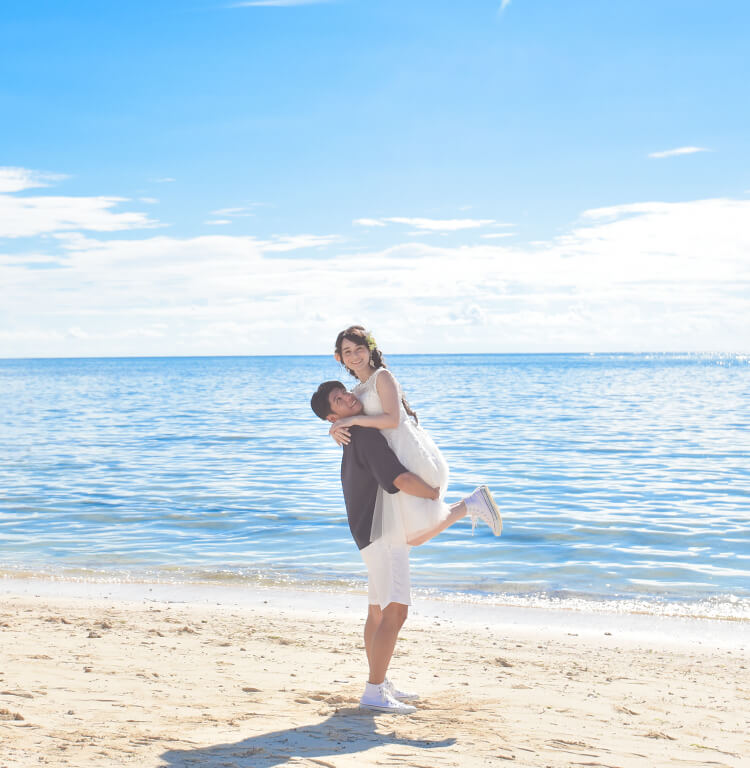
[310,380,501,715]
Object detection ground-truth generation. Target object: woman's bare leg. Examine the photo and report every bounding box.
[406,501,467,546]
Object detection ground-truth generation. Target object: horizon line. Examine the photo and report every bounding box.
[1,351,745,363]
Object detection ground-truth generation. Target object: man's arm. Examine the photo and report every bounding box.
[354,427,438,499]
[393,472,439,501]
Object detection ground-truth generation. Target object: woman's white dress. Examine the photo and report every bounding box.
[353,368,451,545]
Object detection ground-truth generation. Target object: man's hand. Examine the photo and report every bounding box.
[329,421,352,446]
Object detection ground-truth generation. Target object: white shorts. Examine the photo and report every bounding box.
[360,539,411,609]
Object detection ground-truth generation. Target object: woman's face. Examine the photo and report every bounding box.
[338,337,371,375]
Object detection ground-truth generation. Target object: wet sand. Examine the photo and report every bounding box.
[1,584,748,767]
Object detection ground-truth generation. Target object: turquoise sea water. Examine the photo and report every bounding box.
[1,354,748,619]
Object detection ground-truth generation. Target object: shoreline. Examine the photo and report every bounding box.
[1,582,747,767]
[3,576,748,650]
[3,564,747,624]
[3,566,750,621]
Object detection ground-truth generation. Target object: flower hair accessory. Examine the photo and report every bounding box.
[365,333,377,351]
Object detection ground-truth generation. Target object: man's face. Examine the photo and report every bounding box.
[327,387,363,422]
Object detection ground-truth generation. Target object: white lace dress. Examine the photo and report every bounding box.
[353,368,451,545]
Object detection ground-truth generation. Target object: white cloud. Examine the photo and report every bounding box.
[2,196,749,357]
[205,219,232,226]
[150,177,175,183]
[387,217,496,231]
[0,194,157,238]
[648,146,710,159]
[353,218,386,227]
[211,205,261,217]
[356,216,497,231]
[0,167,158,239]
[260,233,342,251]
[139,197,159,204]
[499,0,512,12]
[0,166,68,193]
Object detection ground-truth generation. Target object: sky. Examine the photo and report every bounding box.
[1,0,749,357]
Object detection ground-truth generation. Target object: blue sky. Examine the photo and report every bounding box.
[1,0,749,356]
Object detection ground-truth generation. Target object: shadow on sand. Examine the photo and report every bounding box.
[160,707,456,767]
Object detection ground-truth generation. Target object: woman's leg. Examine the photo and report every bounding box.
[406,501,467,546]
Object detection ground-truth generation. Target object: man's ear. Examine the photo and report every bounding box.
[334,352,341,364]
[326,414,338,423]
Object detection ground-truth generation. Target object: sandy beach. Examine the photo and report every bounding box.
[1,581,747,768]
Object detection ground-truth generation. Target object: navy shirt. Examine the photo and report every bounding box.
[341,426,408,550]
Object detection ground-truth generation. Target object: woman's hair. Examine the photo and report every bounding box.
[334,325,418,424]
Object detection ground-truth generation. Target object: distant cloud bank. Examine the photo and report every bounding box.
[2,166,749,356]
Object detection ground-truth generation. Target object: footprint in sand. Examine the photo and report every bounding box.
[0,707,24,721]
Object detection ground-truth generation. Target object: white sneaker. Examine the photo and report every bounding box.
[464,485,502,535]
[384,677,420,702]
[360,681,417,714]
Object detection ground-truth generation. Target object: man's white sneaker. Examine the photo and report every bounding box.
[464,485,502,536]
[384,677,420,702]
[360,682,417,714]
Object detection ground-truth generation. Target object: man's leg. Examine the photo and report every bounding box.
[364,603,382,669]
[359,544,416,713]
[367,601,408,685]
[406,500,467,546]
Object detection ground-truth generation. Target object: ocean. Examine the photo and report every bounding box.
[1,353,748,620]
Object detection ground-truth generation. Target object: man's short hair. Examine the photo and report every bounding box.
[310,380,346,420]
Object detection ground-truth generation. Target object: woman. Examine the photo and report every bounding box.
[329,325,501,546]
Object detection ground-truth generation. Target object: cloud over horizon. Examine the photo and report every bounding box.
[2,167,748,357]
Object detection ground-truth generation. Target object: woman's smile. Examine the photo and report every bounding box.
[340,339,372,375]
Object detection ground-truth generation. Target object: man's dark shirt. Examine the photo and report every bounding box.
[341,425,408,550]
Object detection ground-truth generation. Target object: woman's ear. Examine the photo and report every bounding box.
[334,352,341,363]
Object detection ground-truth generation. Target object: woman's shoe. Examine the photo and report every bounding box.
[464,485,502,535]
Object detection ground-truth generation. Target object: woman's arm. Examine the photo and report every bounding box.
[330,370,401,431]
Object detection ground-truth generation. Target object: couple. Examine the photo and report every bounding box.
[310,326,502,715]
